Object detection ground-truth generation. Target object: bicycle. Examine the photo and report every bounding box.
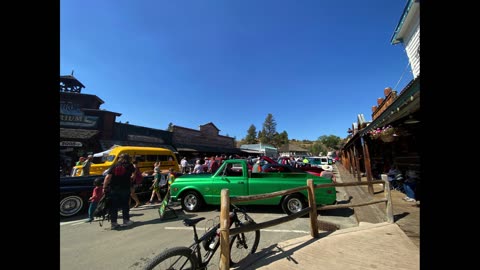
[143,204,260,270]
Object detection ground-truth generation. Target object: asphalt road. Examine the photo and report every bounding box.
[60,167,357,270]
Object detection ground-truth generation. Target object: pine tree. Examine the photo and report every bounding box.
[245,125,257,144]
[261,113,276,145]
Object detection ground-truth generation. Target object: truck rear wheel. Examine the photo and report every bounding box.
[181,190,203,212]
[281,194,307,215]
[60,195,85,217]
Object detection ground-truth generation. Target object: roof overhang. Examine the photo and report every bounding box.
[360,76,420,136]
[175,144,240,154]
[343,76,420,149]
[390,0,419,45]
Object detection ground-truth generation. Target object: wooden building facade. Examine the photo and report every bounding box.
[340,0,420,196]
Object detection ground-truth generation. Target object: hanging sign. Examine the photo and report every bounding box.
[60,141,83,147]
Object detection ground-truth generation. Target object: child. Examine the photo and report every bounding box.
[86,177,104,222]
[167,167,176,186]
[147,163,162,204]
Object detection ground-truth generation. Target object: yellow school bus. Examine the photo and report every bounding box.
[72,146,180,176]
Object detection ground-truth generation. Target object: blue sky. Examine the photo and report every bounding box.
[60,0,413,141]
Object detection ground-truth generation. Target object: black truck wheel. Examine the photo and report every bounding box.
[60,195,85,217]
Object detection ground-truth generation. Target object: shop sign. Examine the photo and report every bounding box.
[60,141,83,147]
[60,115,98,128]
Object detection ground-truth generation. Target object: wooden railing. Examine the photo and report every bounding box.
[217,179,393,269]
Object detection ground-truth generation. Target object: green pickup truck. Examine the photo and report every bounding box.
[170,159,337,214]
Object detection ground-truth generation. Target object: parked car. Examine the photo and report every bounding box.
[59,171,183,217]
[271,156,325,176]
[306,156,333,172]
[261,163,305,173]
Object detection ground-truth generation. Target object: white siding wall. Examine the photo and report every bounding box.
[404,17,420,78]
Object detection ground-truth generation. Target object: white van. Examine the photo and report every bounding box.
[306,156,333,172]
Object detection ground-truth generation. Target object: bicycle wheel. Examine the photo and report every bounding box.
[229,220,260,266]
[143,246,198,270]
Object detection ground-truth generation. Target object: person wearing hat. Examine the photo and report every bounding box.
[80,155,94,176]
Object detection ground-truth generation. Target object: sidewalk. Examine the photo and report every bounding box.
[234,163,420,269]
[235,222,419,270]
[335,163,420,247]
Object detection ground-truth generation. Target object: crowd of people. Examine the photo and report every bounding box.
[86,154,178,230]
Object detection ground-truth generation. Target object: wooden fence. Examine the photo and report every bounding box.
[217,179,393,269]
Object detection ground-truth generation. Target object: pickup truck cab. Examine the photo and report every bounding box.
[170,159,337,215]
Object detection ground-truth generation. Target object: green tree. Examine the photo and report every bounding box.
[260,113,277,144]
[318,135,342,150]
[245,124,257,144]
[310,141,328,156]
[167,122,174,132]
[273,130,289,148]
[257,130,264,143]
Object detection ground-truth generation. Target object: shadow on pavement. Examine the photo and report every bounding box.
[393,211,410,222]
[233,231,335,270]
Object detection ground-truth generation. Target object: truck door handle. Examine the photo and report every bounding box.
[238,181,244,184]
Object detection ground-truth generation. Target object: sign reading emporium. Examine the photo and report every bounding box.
[60,101,98,128]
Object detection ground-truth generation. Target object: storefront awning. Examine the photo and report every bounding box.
[240,149,263,154]
[175,144,241,154]
[60,128,99,139]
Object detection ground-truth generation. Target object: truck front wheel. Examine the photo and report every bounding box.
[281,194,307,215]
[181,190,203,212]
[60,195,85,217]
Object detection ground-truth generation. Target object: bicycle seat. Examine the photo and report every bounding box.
[183,217,206,227]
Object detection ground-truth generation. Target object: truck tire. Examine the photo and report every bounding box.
[181,190,203,212]
[281,194,307,215]
[60,195,85,217]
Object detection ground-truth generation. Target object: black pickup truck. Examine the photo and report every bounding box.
[59,174,157,217]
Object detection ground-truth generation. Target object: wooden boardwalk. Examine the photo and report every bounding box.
[234,222,419,270]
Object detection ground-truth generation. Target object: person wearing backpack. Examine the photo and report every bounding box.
[102,153,136,230]
[86,177,104,223]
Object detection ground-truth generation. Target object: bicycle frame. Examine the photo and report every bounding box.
[143,204,259,270]
[186,205,252,268]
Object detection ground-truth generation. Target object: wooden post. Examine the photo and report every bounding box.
[345,150,351,173]
[219,189,231,270]
[307,179,319,238]
[349,148,356,177]
[383,180,394,223]
[342,150,349,172]
[362,137,374,195]
[353,146,362,182]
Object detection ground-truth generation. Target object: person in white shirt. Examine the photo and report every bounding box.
[180,157,188,174]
